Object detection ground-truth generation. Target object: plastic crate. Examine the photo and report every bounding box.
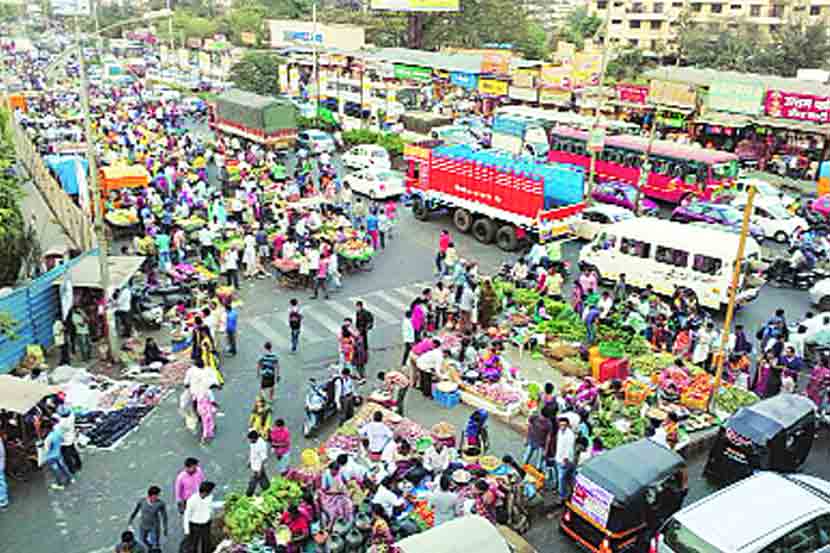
[596,357,630,383]
[434,390,460,409]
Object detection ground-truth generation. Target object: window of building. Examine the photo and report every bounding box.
[770,4,783,16]
[628,38,639,46]
[671,1,682,6]
[632,1,644,11]
[750,4,761,15]
[630,19,642,27]
[770,24,780,32]
[650,20,662,29]
[597,0,608,8]
[711,3,723,13]
[654,2,664,12]
[730,3,741,9]
[811,5,821,15]
[612,18,623,24]
[691,2,702,11]
[651,39,660,50]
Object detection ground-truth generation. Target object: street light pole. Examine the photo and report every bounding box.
[75,17,116,360]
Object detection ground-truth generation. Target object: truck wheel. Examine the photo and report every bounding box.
[472,218,496,244]
[454,209,473,233]
[412,197,430,221]
[496,225,519,252]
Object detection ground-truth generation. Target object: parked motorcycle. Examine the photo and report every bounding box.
[132,287,163,330]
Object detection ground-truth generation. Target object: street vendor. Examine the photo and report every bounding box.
[414,338,446,397]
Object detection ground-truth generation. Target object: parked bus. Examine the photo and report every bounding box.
[548,126,740,204]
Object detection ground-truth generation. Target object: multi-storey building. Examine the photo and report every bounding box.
[524,0,588,30]
[586,0,830,53]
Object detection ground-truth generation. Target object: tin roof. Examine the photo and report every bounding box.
[644,66,830,97]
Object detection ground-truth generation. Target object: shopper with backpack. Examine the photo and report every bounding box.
[288,299,303,354]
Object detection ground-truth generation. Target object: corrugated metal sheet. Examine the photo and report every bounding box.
[0,252,91,374]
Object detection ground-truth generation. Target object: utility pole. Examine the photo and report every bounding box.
[312,2,320,117]
[92,0,102,53]
[633,120,656,215]
[586,5,614,197]
[709,186,756,412]
[75,17,116,360]
[167,0,174,52]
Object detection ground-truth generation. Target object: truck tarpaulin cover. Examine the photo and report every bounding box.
[215,89,298,133]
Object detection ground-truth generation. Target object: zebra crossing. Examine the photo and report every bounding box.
[242,280,432,350]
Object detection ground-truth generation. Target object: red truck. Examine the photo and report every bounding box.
[404,142,588,251]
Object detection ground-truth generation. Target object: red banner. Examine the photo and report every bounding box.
[765,89,830,123]
[616,83,648,105]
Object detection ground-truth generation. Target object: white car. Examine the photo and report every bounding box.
[343,169,405,200]
[297,130,336,155]
[574,204,636,240]
[733,177,797,209]
[732,196,807,243]
[342,145,391,171]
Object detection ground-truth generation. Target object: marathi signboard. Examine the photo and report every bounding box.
[765,90,830,123]
[393,64,432,82]
[571,474,614,528]
[511,69,536,89]
[478,79,508,96]
[616,83,648,105]
[571,53,602,88]
[708,78,765,115]
[649,79,697,109]
[539,88,572,106]
[450,71,478,90]
[481,52,511,75]
[51,0,90,16]
[540,64,572,89]
[370,0,459,11]
[508,86,538,103]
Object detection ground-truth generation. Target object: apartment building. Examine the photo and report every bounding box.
[524,0,587,30]
[586,0,830,53]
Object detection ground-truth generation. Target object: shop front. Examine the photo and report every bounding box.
[477,78,509,114]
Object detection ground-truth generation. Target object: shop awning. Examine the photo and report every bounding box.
[695,112,753,128]
[53,255,145,292]
[648,104,695,114]
[0,375,61,415]
[752,116,830,136]
[607,100,653,110]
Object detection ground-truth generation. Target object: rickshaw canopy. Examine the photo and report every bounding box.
[577,439,686,506]
[726,393,815,444]
[0,375,60,415]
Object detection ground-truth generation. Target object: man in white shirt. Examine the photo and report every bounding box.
[422,441,454,475]
[57,406,82,473]
[359,411,393,460]
[246,430,270,496]
[185,364,219,401]
[184,481,215,553]
[554,416,576,503]
[223,246,240,289]
[415,340,445,379]
[115,287,133,338]
[198,227,215,260]
[334,368,356,423]
[372,476,404,517]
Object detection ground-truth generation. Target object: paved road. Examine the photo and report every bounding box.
[0,201,822,553]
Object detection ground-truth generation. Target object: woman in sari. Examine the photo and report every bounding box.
[352,331,368,381]
[340,326,355,369]
[368,504,397,553]
[196,387,218,444]
[319,462,354,529]
[752,350,781,398]
[472,478,499,524]
[248,394,272,439]
[571,282,584,318]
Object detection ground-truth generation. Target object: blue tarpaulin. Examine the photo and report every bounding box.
[45,155,88,195]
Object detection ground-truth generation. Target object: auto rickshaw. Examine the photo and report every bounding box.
[560,439,688,553]
[704,393,816,484]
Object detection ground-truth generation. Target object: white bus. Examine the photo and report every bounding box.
[579,217,762,309]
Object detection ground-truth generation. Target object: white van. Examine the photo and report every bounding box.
[655,471,830,553]
[579,217,762,310]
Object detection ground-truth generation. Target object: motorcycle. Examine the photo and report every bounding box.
[303,372,340,438]
[131,287,163,330]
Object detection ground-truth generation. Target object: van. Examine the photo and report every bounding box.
[579,217,762,310]
[655,472,830,553]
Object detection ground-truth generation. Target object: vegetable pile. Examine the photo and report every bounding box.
[714,386,759,414]
[470,382,522,406]
[224,478,303,543]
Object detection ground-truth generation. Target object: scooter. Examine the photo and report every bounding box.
[764,256,824,290]
[303,375,339,438]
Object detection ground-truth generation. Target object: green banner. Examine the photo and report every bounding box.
[394,64,432,82]
[706,78,765,115]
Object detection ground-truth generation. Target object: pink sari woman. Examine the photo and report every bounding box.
[319,463,353,528]
[196,390,217,443]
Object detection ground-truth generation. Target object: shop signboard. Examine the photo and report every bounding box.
[240,32,257,45]
[511,69,536,89]
[450,71,478,90]
[370,0,459,11]
[508,86,538,103]
[616,83,648,105]
[649,79,697,109]
[707,78,765,115]
[51,0,90,16]
[765,90,830,123]
[393,64,432,82]
[556,41,576,64]
[481,51,511,75]
[571,52,602,89]
[478,79,508,96]
[539,87,572,106]
[541,64,572,89]
[571,474,614,528]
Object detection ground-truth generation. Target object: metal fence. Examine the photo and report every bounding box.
[10,119,94,251]
[0,251,90,374]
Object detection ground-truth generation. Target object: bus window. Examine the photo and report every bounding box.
[692,254,723,275]
[656,246,689,268]
[625,153,640,168]
[672,163,686,179]
[697,164,708,183]
[621,237,651,259]
[551,139,563,151]
[713,160,739,180]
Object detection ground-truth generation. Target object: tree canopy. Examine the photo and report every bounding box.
[228,52,285,96]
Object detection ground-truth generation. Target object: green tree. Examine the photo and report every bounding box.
[220,4,268,46]
[515,21,549,60]
[0,109,28,286]
[764,18,830,77]
[606,47,653,82]
[420,0,539,52]
[229,52,285,96]
[557,7,603,50]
